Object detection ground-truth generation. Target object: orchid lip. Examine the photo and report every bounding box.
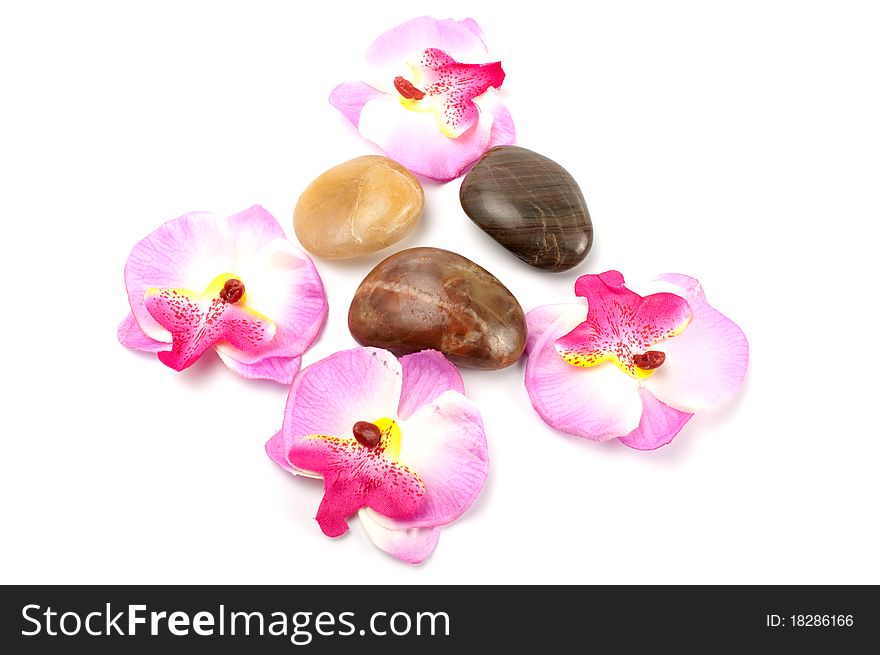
[393,76,426,100]
[353,421,382,449]
[554,271,692,380]
[633,350,666,370]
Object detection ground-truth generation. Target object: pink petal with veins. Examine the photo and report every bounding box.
[397,350,464,420]
[377,391,488,530]
[618,388,694,450]
[117,312,168,353]
[525,303,643,440]
[358,93,493,182]
[215,209,327,364]
[329,81,385,127]
[365,16,489,68]
[641,274,749,412]
[273,348,403,468]
[359,509,441,564]
[482,89,516,149]
[124,211,230,344]
[216,351,301,385]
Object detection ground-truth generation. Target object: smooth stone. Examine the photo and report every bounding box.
[294,155,424,259]
[459,145,593,272]
[348,247,526,370]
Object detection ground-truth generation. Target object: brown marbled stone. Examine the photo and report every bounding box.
[294,156,424,259]
[348,247,526,370]
[459,145,593,272]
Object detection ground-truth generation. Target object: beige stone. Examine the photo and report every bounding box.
[294,156,424,259]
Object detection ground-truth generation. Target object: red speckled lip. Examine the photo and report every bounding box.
[288,420,426,539]
[415,47,505,137]
[144,280,275,372]
[555,270,692,378]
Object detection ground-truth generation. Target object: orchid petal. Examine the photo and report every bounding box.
[358,509,441,564]
[458,18,486,43]
[382,390,488,529]
[480,89,516,149]
[221,205,327,363]
[273,348,403,473]
[397,350,464,421]
[226,204,287,253]
[266,430,293,472]
[329,80,385,127]
[124,211,232,343]
[524,303,582,355]
[641,274,749,412]
[266,429,320,479]
[215,238,327,364]
[525,303,643,440]
[359,93,494,182]
[365,16,489,70]
[618,388,694,451]
[216,351,301,385]
[117,312,168,353]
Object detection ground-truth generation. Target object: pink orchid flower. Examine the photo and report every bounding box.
[524,271,748,450]
[330,16,515,183]
[267,347,488,563]
[118,205,327,385]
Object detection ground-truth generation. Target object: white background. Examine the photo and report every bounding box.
[1,0,878,584]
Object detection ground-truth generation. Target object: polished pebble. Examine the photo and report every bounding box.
[294,156,424,259]
[348,247,526,370]
[459,145,593,272]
